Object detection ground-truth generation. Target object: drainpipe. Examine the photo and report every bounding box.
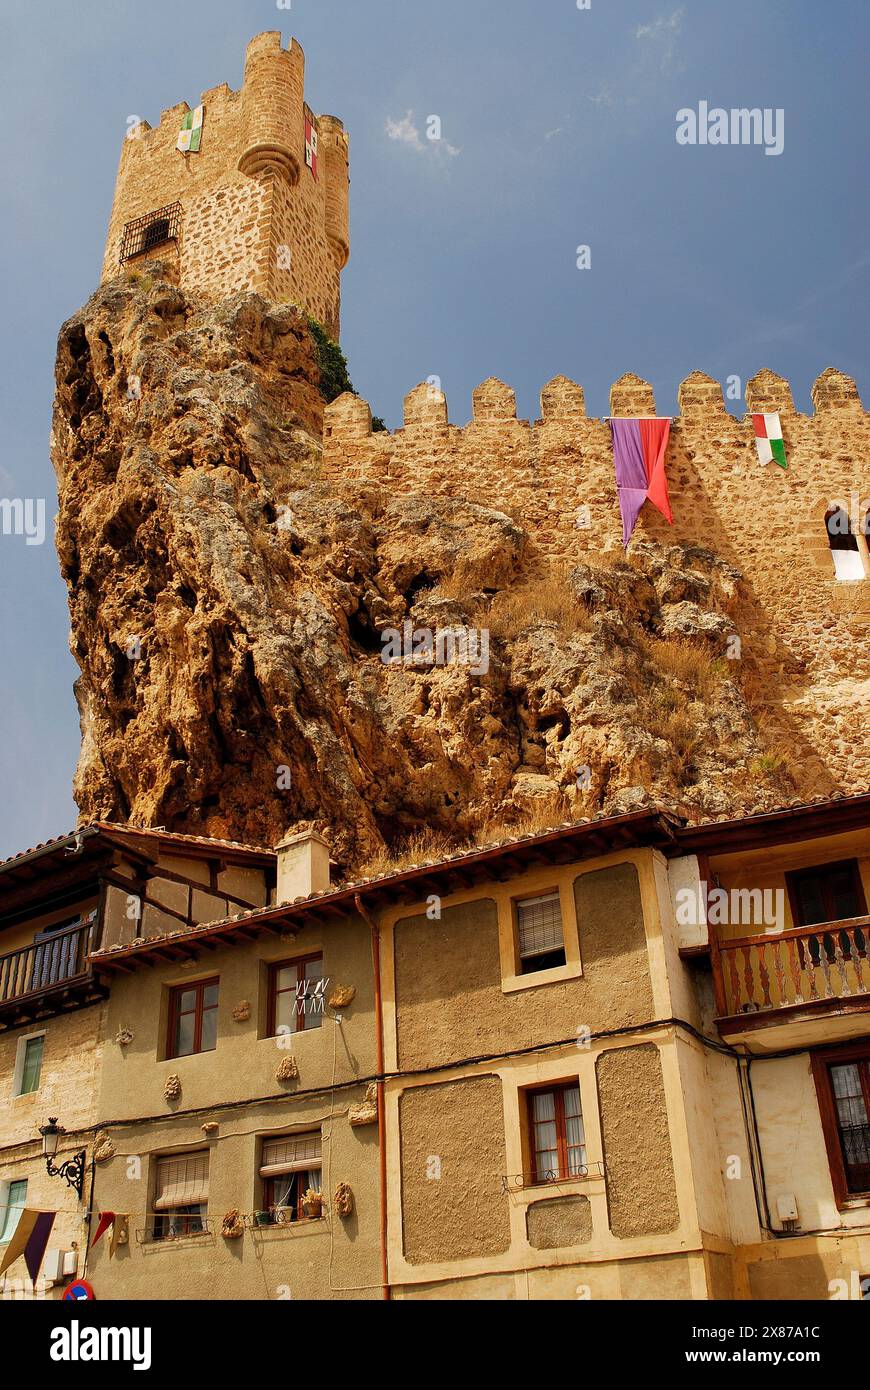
[354,893,390,1301]
[80,1152,97,1285]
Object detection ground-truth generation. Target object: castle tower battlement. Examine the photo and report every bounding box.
[101,32,349,338]
[323,368,870,772]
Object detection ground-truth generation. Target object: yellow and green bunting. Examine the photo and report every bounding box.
[177,105,204,154]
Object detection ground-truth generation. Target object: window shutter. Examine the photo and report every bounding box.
[517,892,563,959]
[260,1132,322,1178]
[154,1152,209,1210]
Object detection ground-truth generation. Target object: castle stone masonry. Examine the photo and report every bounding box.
[324,367,870,791]
[102,32,349,338]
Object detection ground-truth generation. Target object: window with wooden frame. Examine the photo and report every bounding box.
[267,955,325,1037]
[526,1082,587,1185]
[0,1178,27,1245]
[515,891,566,975]
[786,859,867,929]
[258,1132,322,1223]
[167,978,219,1059]
[152,1151,208,1240]
[811,1043,870,1206]
[13,1033,44,1097]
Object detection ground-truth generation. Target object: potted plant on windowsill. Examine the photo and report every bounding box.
[302,1188,324,1219]
[253,1208,274,1228]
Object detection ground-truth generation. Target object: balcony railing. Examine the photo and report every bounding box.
[718,916,870,1017]
[0,918,95,1005]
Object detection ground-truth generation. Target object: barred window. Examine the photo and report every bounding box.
[120,202,181,264]
[829,1060,870,1195]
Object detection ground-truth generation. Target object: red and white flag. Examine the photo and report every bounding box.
[305,118,318,177]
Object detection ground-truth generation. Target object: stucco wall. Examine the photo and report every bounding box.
[399,1075,511,1265]
[101,850,270,950]
[87,1094,380,1300]
[392,859,652,1071]
[597,1043,680,1238]
[87,911,380,1299]
[526,1195,592,1250]
[752,1052,870,1233]
[97,915,376,1122]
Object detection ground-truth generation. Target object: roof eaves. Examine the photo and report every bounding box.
[90,807,676,967]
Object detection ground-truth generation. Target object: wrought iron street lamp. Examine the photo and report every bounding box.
[39,1117,86,1201]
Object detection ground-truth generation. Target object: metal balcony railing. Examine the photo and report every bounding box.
[718,915,870,1017]
[0,918,95,1005]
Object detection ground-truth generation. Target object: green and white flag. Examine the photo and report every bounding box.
[177,105,204,154]
[752,412,787,468]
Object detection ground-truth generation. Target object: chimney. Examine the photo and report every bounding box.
[275,829,331,902]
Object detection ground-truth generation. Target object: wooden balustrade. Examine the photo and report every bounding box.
[0,919,94,1004]
[718,916,870,1016]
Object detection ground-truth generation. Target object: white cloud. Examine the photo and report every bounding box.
[386,111,461,160]
[636,9,684,41]
[385,111,424,151]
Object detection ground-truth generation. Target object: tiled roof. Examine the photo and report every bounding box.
[0,828,98,872]
[0,822,276,875]
[87,789,870,970]
[91,822,276,856]
[87,807,679,964]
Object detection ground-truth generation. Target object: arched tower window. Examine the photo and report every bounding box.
[825,507,864,582]
[120,202,182,265]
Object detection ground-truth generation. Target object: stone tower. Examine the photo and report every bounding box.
[101,32,349,338]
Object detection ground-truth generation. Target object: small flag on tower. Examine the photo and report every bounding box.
[305,117,318,177]
[177,105,204,154]
[752,413,787,468]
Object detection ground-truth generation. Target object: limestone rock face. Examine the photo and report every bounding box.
[52,271,821,874]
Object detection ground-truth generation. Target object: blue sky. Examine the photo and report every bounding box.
[0,0,867,859]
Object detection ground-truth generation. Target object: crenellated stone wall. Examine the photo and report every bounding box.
[323,367,870,788]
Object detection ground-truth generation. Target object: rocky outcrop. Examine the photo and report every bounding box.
[51,269,826,874]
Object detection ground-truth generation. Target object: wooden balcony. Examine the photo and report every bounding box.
[716,916,870,1047]
[0,917,106,1030]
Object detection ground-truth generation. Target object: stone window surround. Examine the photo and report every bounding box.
[501,882,580,994]
[494,878,583,989]
[503,1052,607,1248]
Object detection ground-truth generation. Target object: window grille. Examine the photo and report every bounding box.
[120,202,182,264]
